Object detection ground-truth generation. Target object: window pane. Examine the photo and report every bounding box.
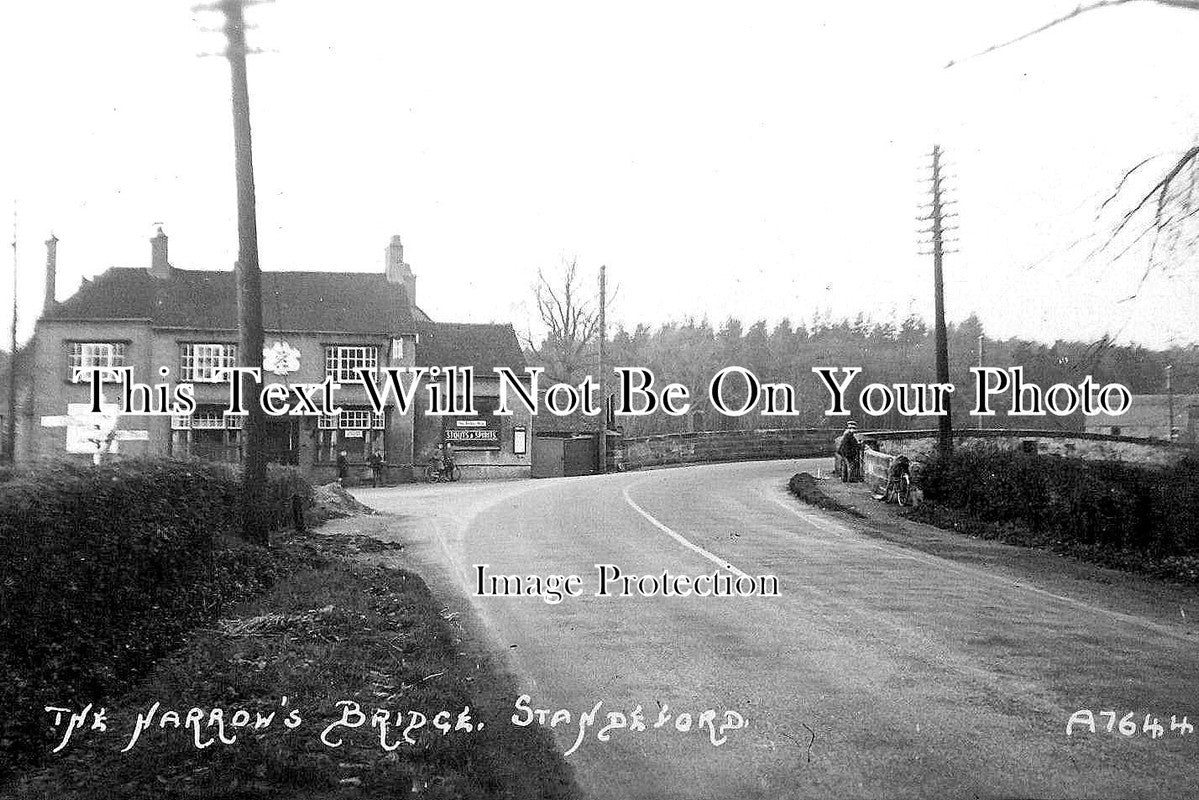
[69,341,126,382]
[325,345,378,383]
[181,343,237,382]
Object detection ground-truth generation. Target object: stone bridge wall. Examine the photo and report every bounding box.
[620,428,834,470]
[620,426,1192,472]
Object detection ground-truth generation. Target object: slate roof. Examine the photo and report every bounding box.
[416,321,527,374]
[44,267,417,335]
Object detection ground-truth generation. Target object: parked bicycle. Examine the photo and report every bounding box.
[874,454,919,507]
[424,459,462,483]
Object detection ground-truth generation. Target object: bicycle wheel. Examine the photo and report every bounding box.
[424,463,439,482]
[449,465,462,482]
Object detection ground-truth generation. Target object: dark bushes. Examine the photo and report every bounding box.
[915,448,1199,580]
[0,458,311,778]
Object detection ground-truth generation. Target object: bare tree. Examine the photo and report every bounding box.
[950,0,1199,294]
[523,258,615,383]
[946,1,1199,69]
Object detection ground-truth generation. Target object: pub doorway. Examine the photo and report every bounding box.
[262,417,300,465]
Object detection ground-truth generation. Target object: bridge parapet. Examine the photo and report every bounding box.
[862,449,895,484]
[619,426,1192,472]
[620,428,833,470]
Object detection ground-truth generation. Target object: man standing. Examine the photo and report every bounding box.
[369,449,385,488]
[336,449,349,484]
[836,421,860,482]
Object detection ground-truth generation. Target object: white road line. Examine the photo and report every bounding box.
[621,482,752,580]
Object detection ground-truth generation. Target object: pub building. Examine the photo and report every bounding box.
[18,230,533,481]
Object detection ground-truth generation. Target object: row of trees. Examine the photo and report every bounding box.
[522,267,1195,437]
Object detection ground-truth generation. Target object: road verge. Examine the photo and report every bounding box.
[9,526,580,800]
[787,472,866,518]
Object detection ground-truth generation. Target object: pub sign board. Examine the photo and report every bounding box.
[444,409,501,450]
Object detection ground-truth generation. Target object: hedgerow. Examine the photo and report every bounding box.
[914,448,1199,581]
[0,458,313,779]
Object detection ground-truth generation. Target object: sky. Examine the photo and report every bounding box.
[2,0,1199,350]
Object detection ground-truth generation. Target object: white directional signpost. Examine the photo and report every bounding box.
[40,403,149,465]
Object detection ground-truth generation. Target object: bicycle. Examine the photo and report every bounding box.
[874,457,919,507]
[886,473,916,507]
[424,461,462,483]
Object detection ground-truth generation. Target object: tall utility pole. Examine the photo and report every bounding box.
[977,334,985,430]
[597,264,607,473]
[5,205,16,465]
[1166,364,1175,441]
[919,145,956,458]
[216,0,268,544]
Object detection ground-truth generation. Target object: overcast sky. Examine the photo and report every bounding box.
[2,0,1198,350]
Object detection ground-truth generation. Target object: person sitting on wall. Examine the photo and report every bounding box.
[836,421,861,482]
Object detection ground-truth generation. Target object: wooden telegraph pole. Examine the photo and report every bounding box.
[977,333,985,430]
[920,145,956,458]
[5,205,16,464]
[1166,364,1175,441]
[215,0,268,544]
[597,264,607,473]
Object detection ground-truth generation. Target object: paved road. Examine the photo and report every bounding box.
[354,460,1199,799]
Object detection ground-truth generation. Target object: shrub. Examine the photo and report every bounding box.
[0,457,313,779]
[917,449,1199,562]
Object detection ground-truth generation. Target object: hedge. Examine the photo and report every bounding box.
[916,448,1199,564]
[0,458,313,779]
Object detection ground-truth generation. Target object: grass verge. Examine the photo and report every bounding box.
[910,503,1199,586]
[9,531,579,800]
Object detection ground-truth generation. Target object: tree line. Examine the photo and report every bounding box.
[526,313,1197,437]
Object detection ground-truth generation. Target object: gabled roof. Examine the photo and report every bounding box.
[44,267,417,335]
[416,321,526,374]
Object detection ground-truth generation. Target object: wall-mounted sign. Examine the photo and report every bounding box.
[444,400,501,450]
[263,340,301,376]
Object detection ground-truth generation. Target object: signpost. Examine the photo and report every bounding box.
[40,403,148,465]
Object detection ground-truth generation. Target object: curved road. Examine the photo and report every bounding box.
[354,459,1198,799]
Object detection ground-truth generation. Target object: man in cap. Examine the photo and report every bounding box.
[836,421,861,482]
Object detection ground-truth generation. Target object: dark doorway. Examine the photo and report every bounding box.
[262,417,300,465]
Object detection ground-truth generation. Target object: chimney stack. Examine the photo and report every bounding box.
[149,226,171,279]
[384,234,416,309]
[43,234,58,315]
